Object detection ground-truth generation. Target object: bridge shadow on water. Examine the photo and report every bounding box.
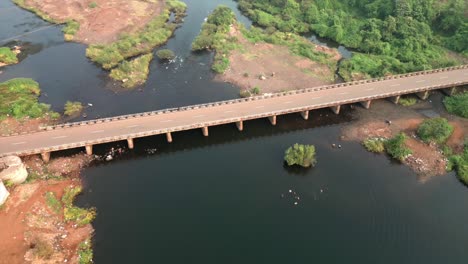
[54,106,356,167]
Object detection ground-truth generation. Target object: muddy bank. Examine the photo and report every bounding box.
[342,97,467,178]
[215,25,341,94]
[0,154,94,264]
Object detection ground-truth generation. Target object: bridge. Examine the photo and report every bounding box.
[0,65,467,161]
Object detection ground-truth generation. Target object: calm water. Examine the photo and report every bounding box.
[2,1,468,263]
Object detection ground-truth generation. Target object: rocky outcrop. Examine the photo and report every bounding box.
[0,156,28,184]
[0,180,9,205]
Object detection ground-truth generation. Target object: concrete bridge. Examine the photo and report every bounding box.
[0,65,467,161]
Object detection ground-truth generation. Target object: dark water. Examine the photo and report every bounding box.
[2,1,468,263]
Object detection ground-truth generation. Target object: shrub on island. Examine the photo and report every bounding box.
[284,144,317,168]
[417,117,453,144]
[156,49,175,60]
[64,101,83,116]
[384,133,412,161]
[363,138,386,153]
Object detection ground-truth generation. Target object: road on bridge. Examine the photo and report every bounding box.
[0,67,467,157]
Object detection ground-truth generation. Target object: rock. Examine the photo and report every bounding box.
[0,180,9,206]
[0,156,28,184]
[259,75,266,80]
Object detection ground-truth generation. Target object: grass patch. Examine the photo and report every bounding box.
[62,186,96,226]
[62,20,80,41]
[88,2,97,9]
[448,143,468,184]
[444,92,468,118]
[86,0,186,70]
[64,101,83,116]
[156,49,175,60]
[45,191,62,214]
[0,47,19,65]
[399,95,418,106]
[78,239,93,264]
[284,144,317,168]
[31,237,54,259]
[384,133,412,161]
[363,137,386,153]
[13,0,59,23]
[109,53,153,89]
[0,78,59,120]
[417,117,454,144]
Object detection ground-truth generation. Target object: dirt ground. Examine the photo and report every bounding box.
[216,26,341,93]
[342,97,467,178]
[0,154,94,264]
[23,0,165,44]
[0,117,52,136]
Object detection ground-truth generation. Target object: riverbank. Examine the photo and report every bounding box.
[342,95,467,179]
[0,154,95,264]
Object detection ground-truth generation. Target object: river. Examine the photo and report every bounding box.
[2,0,468,263]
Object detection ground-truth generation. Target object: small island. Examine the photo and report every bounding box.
[284,144,317,168]
[0,47,19,67]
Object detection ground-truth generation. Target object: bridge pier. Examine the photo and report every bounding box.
[166,132,173,143]
[390,95,401,104]
[202,126,209,137]
[85,145,93,155]
[41,152,50,163]
[416,90,429,100]
[268,115,277,126]
[300,111,309,120]
[360,100,372,109]
[442,87,457,96]
[330,105,341,115]
[236,121,243,131]
[127,138,134,149]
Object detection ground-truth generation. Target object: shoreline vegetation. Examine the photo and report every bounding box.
[192,6,339,95]
[0,47,19,66]
[236,0,467,81]
[284,144,317,168]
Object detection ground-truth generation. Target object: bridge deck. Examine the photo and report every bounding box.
[0,67,467,157]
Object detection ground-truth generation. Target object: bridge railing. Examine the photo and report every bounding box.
[2,64,467,138]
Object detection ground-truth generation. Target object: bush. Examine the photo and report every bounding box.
[417,117,454,144]
[32,237,54,259]
[0,78,58,120]
[88,2,97,8]
[156,49,175,60]
[109,53,153,88]
[239,90,251,98]
[251,86,261,95]
[64,101,83,116]
[62,20,80,41]
[449,145,468,184]
[444,92,468,118]
[78,239,93,264]
[363,138,386,153]
[0,47,18,65]
[384,133,412,161]
[399,96,418,106]
[284,144,317,167]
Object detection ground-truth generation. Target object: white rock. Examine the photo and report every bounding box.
[0,156,28,184]
[0,180,9,206]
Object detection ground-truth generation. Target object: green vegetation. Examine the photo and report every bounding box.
[363,137,386,153]
[64,101,83,116]
[251,86,261,95]
[62,20,80,41]
[237,0,466,81]
[444,92,468,118]
[0,78,59,120]
[156,49,175,60]
[0,47,19,65]
[447,143,468,184]
[417,117,453,144]
[398,95,418,106]
[88,2,97,9]
[45,191,62,214]
[384,132,412,161]
[109,53,153,89]
[284,143,317,167]
[86,0,186,69]
[78,239,93,264]
[62,186,96,226]
[192,6,238,73]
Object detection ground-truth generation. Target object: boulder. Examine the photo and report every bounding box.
[0,156,28,184]
[0,180,9,206]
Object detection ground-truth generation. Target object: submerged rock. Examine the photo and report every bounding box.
[0,156,28,184]
[0,180,9,206]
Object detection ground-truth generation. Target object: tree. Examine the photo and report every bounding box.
[284,144,317,167]
[417,117,454,144]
